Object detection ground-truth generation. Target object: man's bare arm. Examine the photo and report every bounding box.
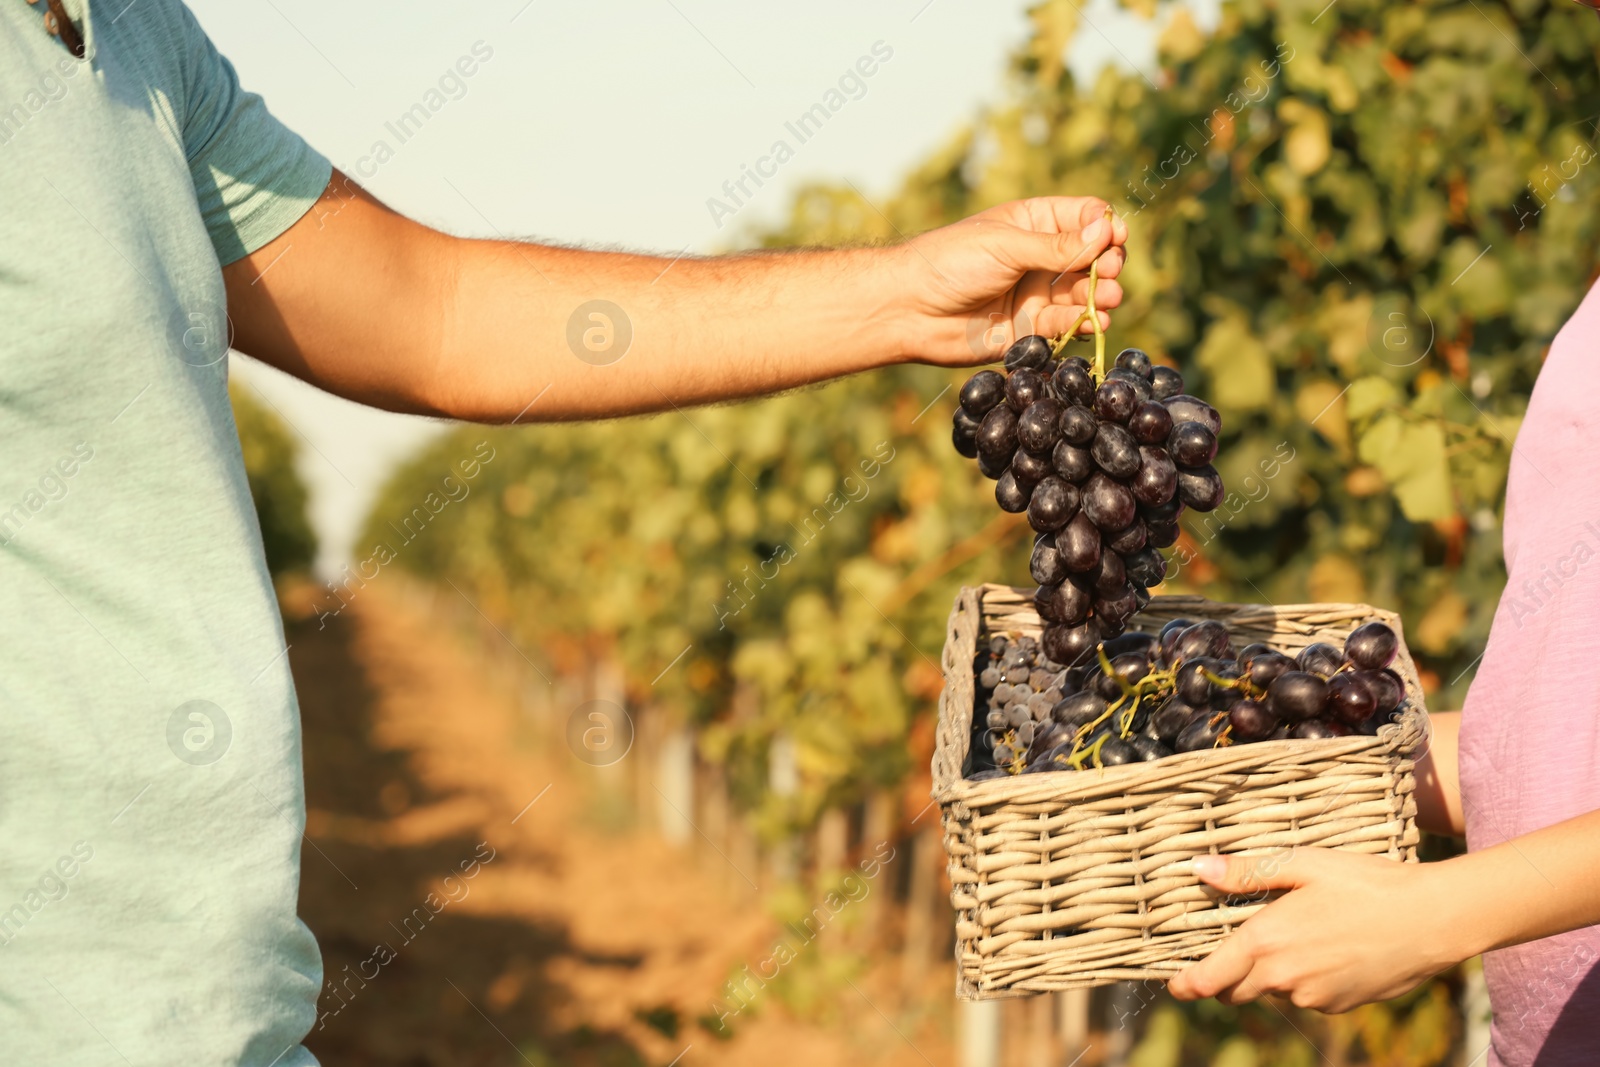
[221,172,1128,422]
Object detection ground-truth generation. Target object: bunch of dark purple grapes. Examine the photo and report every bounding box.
[967,618,1408,780]
[952,336,1224,669]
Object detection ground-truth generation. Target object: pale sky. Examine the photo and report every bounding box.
[201,0,1216,576]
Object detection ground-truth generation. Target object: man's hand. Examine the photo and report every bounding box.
[222,174,1128,423]
[897,197,1127,367]
[1167,849,1465,1012]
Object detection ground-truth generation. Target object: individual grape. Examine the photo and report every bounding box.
[1140,496,1185,525]
[1124,546,1167,587]
[1358,706,1402,736]
[1149,365,1185,401]
[1162,395,1222,436]
[1130,447,1178,508]
[1297,642,1346,678]
[1006,368,1050,413]
[985,709,1006,729]
[960,370,1008,416]
[1145,519,1180,548]
[1055,513,1103,572]
[1005,704,1031,728]
[995,470,1030,513]
[1175,712,1227,752]
[980,666,1002,688]
[1235,643,1271,670]
[1030,538,1067,586]
[1089,548,1127,595]
[1106,368,1153,401]
[1265,671,1330,722]
[1228,699,1278,741]
[990,742,1012,765]
[1028,668,1054,691]
[1175,621,1231,661]
[1035,580,1091,626]
[1128,401,1173,445]
[1094,378,1139,423]
[1151,699,1202,743]
[1053,363,1095,407]
[976,405,1019,456]
[1132,735,1174,762]
[1345,621,1399,670]
[1015,720,1036,746]
[1027,693,1054,721]
[1011,682,1035,701]
[1175,660,1214,706]
[1106,652,1151,689]
[1090,667,1122,702]
[1158,617,1193,641]
[1290,719,1352,740]
[1011,448,1053,484]
[1051,690,1106,729]
[1101,630,1159,659]
[1096,737,1139,766]
[1091,423,1141,479]
[977,450,1011,480]
[1042,617,1102,666]
[1207,664,1243,708]
[1327,673,1377,726]
[1081,473,1137,531]
[1093,585,1140,629]
[1027,476,1079,533]
[988,636,1009,655]
[952,408,981,458]
[1247,651,1296,690]
[1168,422,1219,467]
[1114,347,1154,380]
[1057,404,1097,446]
[1004,334,1053,371]
[1028,720,1062,758]
[1176,464,1225,511]
[994,682,1015,703]
[1017,398,1064,452]
[1105,521,1147,555]
[1051,441,1094,483]
[1356,669,1404,714]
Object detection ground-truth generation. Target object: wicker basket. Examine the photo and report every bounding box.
[933,584,1429,998]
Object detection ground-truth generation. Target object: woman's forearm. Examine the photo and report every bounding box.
[1415,710,1464,837]
[1431,808,1600,957]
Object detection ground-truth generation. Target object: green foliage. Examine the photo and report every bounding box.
[231,383,316,576]
[363,383,1026,831]
[365,0,1598,810]
[758,0,1600,703]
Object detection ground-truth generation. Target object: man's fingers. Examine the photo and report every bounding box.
[1168,938,1257,1001]
[1063,274,1124,309]
[991,220,1113,277]
[1034,305,1109,338]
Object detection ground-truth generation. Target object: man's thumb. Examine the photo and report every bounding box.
[992,219,1110,275]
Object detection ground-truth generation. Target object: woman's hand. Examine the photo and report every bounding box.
[1167,849,1470,1012]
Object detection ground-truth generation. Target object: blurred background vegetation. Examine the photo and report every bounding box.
[243,0,1600,1061]
[232,382,317,578]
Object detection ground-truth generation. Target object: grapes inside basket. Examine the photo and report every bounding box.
[931,587,1430,996]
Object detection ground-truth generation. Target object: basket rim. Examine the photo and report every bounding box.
[932,585,1431,805]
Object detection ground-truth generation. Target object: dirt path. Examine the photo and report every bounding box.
[290,582,958,1067]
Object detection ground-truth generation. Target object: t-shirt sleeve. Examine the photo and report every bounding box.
[172,4,332,265]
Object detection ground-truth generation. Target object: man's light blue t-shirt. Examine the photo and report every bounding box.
[1,1,332,1063]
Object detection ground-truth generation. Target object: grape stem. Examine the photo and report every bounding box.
[1050,206,1117,367]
